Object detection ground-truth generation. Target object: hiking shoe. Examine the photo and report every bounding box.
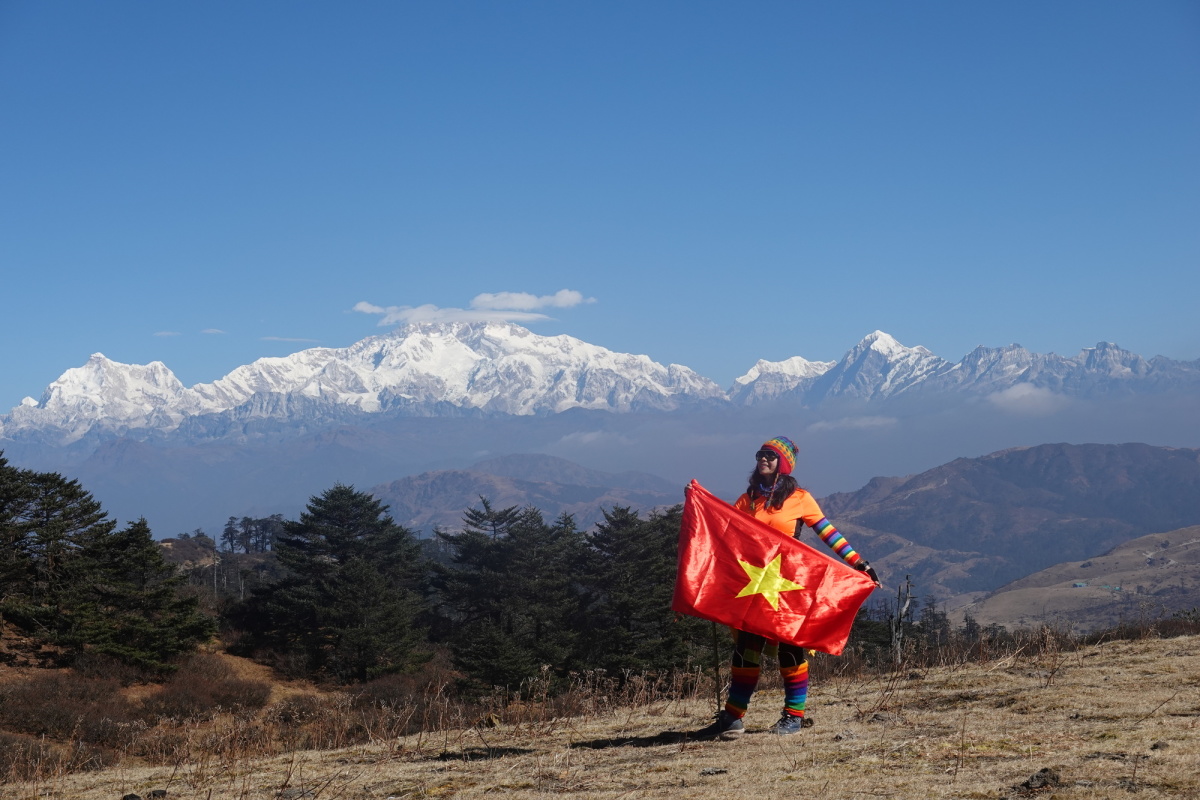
[769,713,806,735]
[694,709,745,740]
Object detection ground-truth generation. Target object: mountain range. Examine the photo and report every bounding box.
[4,322,1198,446]
[2,322,1196,548]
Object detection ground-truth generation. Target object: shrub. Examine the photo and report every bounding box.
[139,653,271,721]
[0,672,140,749]
[71,652,155,686]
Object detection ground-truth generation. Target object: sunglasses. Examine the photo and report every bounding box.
[755,450,779,461]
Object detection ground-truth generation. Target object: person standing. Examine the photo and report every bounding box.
[697,435,880,738]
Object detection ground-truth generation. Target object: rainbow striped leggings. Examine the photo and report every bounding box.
[724,630,809,719]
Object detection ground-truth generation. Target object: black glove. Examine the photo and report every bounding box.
[855,560,880,584]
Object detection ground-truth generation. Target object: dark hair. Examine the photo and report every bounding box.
[746,470,799,510]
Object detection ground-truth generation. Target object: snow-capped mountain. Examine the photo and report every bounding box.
[2,322,726,444]
[5,355,193,441]
[920,340,1195,397]
[728,355,836,405]
[732,334,1200,405]
[804,331,955,403]
[3,323,1199,447]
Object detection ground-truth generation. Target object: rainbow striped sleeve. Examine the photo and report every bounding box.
[811,518,863,566]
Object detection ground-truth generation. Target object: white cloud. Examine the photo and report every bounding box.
[201,328,226,335]
[353,289,595,327]
[470,289,594,311]
[807,415,898,432]
[353,302,548,325]
[985,383,1072,415]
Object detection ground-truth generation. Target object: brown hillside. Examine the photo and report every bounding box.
[965,525,1200,632]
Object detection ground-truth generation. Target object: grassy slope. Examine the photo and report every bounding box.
[13,634,1200,800]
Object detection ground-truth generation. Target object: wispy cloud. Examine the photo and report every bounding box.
[153,331,182,337]
[353,289,596,326]
[555,430,634,447]
[262,336,321,343]
[471,289,594,311]
[201,328,226,335]
[807,415,898,432]
[985,384,1072,415]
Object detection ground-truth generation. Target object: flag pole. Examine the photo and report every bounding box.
[710,621,723,712]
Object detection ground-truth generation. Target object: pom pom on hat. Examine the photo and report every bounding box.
[760,436,798,474]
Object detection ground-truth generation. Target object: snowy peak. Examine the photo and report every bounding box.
[1071,342,1149,377]
[729,356,836,405]
[3,322,726,443]
[733,356,835,386]
[941,343,1050,390]
[855,330,911,358]
[13,353,188,437]
[41,353,186,403]
[3,325,1198,445]
[805,332,953,401]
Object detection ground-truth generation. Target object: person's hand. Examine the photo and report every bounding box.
[855,560,880,586]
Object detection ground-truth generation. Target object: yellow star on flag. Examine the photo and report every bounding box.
[736,554,805,611]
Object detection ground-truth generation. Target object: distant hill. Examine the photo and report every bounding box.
[965,526,1200,632]
[819,443,1200,602]
[369,454,682,534]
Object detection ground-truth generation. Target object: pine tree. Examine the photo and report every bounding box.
[460,497,522,539]
[1,455,214,669]
[435,503,588,691]
[916,595,952,649]
[0,454,34,598]
[232,485,426,682]
[848,605,892,662]
[500,510,587,674]
[250,513,284,552]
[0,460,116,635]
[221,516,240,553]
[59,519,215,671]
[580,505,706,675]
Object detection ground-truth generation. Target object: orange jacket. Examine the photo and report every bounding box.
[735,489,865,568]
[734,489,826,537]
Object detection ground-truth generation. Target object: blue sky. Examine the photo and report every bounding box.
[2,1,1198,410]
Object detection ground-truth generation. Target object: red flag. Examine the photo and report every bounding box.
[671,480,875,655]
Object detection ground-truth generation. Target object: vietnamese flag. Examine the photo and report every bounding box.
[671,480,875,655]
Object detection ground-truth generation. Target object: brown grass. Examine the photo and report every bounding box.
[3,633,1198,799]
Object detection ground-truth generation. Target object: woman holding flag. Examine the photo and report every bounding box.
[695,435,880,738]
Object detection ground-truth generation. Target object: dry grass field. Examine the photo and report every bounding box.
[4,633,1198,800]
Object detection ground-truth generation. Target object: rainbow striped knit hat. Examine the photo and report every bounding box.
[760,436,798,474]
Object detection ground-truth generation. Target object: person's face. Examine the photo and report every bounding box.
[755,449,779,476]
